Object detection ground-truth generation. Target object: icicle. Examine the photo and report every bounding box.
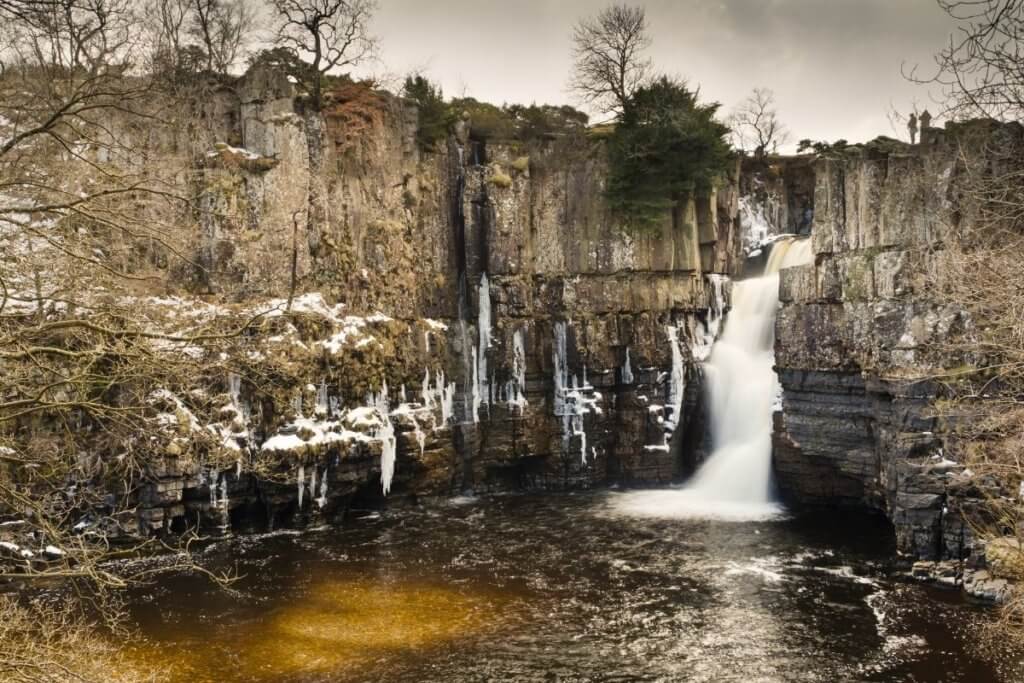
[371,388,398,495]
[378,418,397,495]
[478,273,492,349]
[440,378,455,426]
[477,273,491,406]
[471,344,481,423]
[219,474,228,510]
[316,468,328,509]
[692,274,729,362]
[505,328,528,413]
[553,321,569,417]
[622,347,634,385]
[297,464,305,507]
[209,469,218,506]
[315,380,328,416]
[309,466,317,506]
[421,368,433,408]
[424,330,431,354]
[665,325,685,433]
[577,417,587,464]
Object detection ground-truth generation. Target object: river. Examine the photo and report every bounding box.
[124,492,1020,682]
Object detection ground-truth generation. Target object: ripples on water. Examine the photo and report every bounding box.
[125,493,1022,682]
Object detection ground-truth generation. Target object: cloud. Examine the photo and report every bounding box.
[362,0,958,143]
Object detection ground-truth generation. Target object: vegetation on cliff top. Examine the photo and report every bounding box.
[605,77,731,229]
[570,5,732,230]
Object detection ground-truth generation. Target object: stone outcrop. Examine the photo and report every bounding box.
[769,127,1022,563]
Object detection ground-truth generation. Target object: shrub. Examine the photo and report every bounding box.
[449,98,588,143]
[488,164,513,188]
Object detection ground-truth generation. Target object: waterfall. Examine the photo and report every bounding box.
[609,236,812,521]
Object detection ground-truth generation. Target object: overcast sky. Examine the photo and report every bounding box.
[357,0,957,146]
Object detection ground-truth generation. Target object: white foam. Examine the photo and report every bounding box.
[605,489,786,522]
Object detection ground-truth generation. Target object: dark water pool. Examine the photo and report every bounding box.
[125,492,1022,682]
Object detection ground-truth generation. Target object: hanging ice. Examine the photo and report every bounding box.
[553,322,569,417]
[378,418,397,495]
[691,275,728,362]
[297,464,305,507]
[622,347,634,385]
[421,369,434,408]
[438,370,456,426]
[315,381,329,416]
[506,328,528,413]
[219,474,228,510]
[477,273,492,408]
[208,468,219,506]
[373,387,398,495]
[665,325,685,433]
[552,321,600,463]
[316,468,329,509]
[471,345,481,423]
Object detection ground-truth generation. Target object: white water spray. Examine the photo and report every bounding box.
[610,236,812,521]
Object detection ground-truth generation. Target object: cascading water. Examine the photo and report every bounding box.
[610,236,813,521]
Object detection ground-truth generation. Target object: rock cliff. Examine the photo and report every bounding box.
[125,67,744,537]
[768,125,1023,568]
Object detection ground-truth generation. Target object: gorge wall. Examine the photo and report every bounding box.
[126,67,744,538]
[8,64,1009,578]
[768,125,1024,572]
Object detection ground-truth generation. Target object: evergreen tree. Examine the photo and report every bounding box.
[606,77,732,228]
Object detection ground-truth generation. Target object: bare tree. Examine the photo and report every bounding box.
[569,3,652,119]
[189,0,255,74]
[908,0,1024,121]
[270,0,377,111]
[145,0,256,78]
[0,1,240,664]
[729,87,789,156]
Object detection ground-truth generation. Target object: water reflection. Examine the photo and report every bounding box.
[129,577,507,682]
[124,493,1020,682]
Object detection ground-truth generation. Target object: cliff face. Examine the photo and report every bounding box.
[128,67,744,536]
[768,130,992,562]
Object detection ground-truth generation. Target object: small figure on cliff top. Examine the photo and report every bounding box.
[920,109,933,131]
[907,113,918,144]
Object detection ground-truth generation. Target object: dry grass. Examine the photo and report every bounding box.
[917,130,1024,642]
[0,597,156,683]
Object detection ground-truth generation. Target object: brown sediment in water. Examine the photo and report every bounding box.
[126,578,510,683]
